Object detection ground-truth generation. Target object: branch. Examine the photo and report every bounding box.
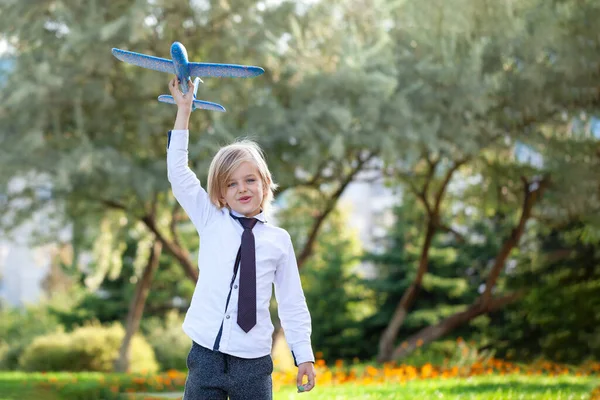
[169,202,182,248]
[394,170,433,217]
[100,198,128,211]
[432,158,468,214]
[276,159,332,196]
[422,153,439,205]
[142,214,198,282]
[149,193,158,221]
[296,151,377,268]
[481,175,549,304]
[99,196,197,282]
[440,224,466,243]
[391,290,525,360]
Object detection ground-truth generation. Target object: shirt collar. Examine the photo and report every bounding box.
[229,209,267,223]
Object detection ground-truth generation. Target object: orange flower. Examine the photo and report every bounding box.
[420,363,433,378]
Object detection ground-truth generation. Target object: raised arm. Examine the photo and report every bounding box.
[171,76,193,130]
[166,77,217,233]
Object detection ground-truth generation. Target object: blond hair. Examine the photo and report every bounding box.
[207,139,278,213]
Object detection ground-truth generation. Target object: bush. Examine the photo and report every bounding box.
[143,311,191,371]
[0,306,62,370]
[18,322,159,373]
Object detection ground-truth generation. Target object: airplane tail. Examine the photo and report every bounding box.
[157,95,226,112]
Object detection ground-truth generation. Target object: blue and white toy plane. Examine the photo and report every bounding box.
[111,41,264,112]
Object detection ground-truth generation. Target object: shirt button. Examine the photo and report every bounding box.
[234,285,238,289]
[226,315,230,319]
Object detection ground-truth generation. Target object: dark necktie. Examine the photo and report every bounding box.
[236,217,258,333]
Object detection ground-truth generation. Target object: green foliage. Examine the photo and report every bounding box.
[358,200,418,351]
[49,233,194,330]
[277,190,375,361]
[486,222,600,363]
[0,306,62,370]
[142,311,191,371]
[18,322,158,373]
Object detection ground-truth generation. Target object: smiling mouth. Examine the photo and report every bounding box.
[239,196,252,202]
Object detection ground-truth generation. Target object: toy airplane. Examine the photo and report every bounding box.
[111,41,264,112]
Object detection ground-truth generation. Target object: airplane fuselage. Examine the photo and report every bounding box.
[170,42,191,93]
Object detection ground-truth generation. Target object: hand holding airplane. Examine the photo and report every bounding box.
[111,41,264,112]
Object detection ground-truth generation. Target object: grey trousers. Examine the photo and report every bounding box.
[183,342,273,400]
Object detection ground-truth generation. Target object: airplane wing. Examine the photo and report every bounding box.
[189,62,264,78]
[112,48,175,74]
[157,95,226,112]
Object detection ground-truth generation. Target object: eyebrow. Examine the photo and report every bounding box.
[227,174,257,182]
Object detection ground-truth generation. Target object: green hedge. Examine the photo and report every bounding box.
[0,371,187,400]
[0,306,62,370]
[143,311,191,371]
[19,322,158,373]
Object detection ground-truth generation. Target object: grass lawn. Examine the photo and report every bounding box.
[1,373,597,400]
[274,376,598,399]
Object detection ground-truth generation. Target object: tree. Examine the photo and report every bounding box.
[375,0,600,361]
[362,193,506,358]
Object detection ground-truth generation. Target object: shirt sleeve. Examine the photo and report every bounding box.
[274,233,315,366]
[166,130,218,234]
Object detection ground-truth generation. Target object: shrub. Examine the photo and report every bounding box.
[400,339,495,368]
[0,306,62,370]
[18,322,158,373]
[143,311,191,371]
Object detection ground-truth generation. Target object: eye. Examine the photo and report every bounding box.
[247,178,256,183]
[228,182,237,187]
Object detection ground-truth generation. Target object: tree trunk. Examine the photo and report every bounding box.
[377,219,437,362]
[114,239,163,372]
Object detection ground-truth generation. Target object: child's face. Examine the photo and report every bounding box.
[222,161,265,217]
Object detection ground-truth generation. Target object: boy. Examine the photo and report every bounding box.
[166,77,316,399]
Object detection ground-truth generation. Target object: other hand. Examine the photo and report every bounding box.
[296,362,316,393]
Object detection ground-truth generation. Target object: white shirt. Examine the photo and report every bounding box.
[167,129,315,365]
